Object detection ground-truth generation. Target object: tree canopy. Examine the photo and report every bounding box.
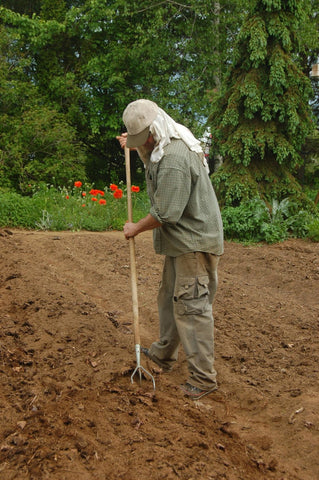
[0,0,318,198]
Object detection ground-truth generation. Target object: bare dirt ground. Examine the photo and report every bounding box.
[0,228,318,480]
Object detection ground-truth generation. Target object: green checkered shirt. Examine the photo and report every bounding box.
[146,139,224,257]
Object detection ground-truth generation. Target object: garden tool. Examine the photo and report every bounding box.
[125,146,156,390]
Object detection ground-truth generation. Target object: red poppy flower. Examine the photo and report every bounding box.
[74,181,82,188]
[82,192,86,197]
[89,189,98,195]
[65,195,69,199]
[110,184,118,191]
[97,190,105,196]
[99,199,106,205]
[91,197,98,202]
[131,186,140,193]
[113,189,123,199]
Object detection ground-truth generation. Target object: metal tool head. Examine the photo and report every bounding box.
[131,344,156,390]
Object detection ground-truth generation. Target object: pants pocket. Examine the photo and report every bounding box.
[174,275,209,315]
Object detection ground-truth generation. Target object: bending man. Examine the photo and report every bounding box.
[117,99,223,400]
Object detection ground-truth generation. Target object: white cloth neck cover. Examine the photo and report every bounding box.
[149,108,209,173]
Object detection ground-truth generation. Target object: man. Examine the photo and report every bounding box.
[117,99,223,400]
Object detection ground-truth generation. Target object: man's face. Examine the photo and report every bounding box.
[143,134,156,151]
[137,134,156,164]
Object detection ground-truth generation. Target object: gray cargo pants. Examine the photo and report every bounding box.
[149,252,219,389]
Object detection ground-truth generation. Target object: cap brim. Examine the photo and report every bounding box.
[126,126,150,148]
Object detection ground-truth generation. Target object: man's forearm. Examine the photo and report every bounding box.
[134,214,162,234]
[124,214,162,239]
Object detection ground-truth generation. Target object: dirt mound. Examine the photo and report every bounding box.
[0,229,318,480]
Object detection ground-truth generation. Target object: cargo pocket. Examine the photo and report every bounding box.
[174,275,209,315]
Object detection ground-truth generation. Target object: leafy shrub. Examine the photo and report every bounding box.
[308,219,319,242]
[0,192,43,228]
[221,198,269,242]
[222,197,318,243]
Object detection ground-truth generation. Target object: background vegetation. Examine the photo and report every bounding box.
[0,0,318,242]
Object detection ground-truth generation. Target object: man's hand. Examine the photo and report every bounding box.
[116,133,137,151]
[123,214,162,239]
[123,222,138,239]
[116,132,127,149]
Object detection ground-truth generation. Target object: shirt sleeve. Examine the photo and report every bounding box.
[149,160,191,225]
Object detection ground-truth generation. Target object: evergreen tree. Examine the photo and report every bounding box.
[210,0,317,208]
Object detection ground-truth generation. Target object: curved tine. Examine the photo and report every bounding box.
[131,366,156,390]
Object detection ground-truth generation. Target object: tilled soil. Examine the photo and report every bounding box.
[0,229,318,480]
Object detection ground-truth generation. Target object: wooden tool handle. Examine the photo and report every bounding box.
[125,146,133,223]
[125,147,141,345]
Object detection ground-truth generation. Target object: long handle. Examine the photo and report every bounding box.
[125,147,141,346]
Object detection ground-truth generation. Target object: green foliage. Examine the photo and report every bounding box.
[0,0,256,190]
[0,182,317,244]
[310,77,319,126]
[0,0,318,200]
[0,105,87,192]
[0,192,44,228]
[211,0,315,170]
[221,196,318,243]
[0,182,150,232]
[0,22,87,193]
[222,198,270,241]
[210,0,318,211]
[307,218,319,242]
[211,156,315,211]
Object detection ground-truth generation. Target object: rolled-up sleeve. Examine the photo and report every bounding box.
[150,163,191,225]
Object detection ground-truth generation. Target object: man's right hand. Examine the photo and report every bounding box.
[116,132,128,149]
[116,133,137,151]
